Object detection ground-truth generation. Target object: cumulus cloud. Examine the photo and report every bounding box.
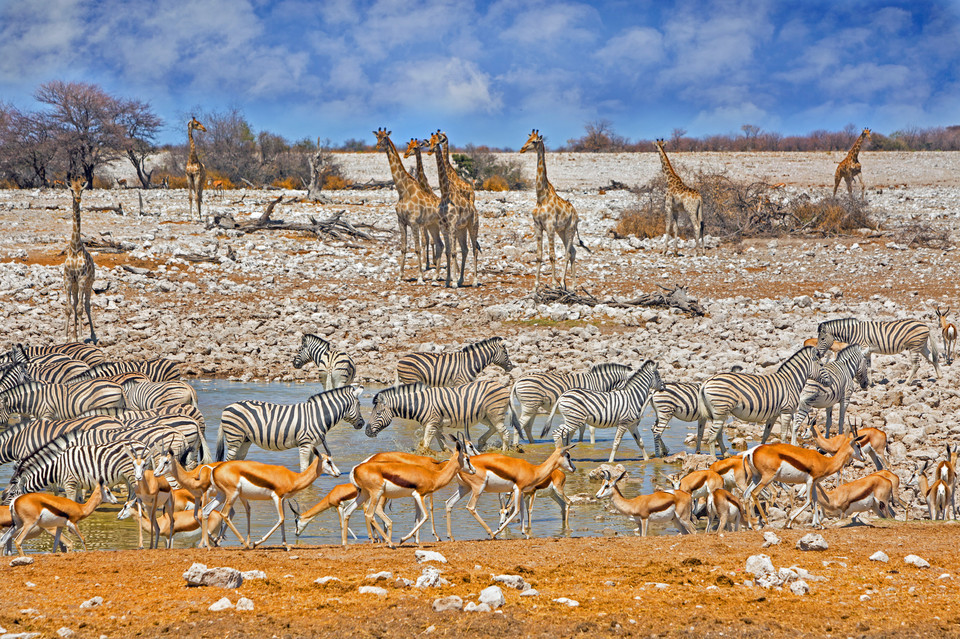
[595,27,664,69]
[380,57,502,115]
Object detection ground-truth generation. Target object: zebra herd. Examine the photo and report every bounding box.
[0,309,949,552]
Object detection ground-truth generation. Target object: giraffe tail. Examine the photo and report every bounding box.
[576,227,592,253]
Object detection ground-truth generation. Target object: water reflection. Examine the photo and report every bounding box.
[1,379,692,552]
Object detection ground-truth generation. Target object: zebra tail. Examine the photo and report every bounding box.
[215,426,226,462]
[697,383,716,421]
[929,332,942,364]
[540,401,561,438]
[507,403,526,443]
[197,426,213,464]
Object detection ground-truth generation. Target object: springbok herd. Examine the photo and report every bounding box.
[0,305,957,555]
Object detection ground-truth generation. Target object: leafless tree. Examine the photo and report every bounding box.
[116,98,163,188]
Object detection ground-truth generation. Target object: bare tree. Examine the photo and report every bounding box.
[116,99,163,188]
[34,80,125,186]
[0,107,61,187]
[566,119,629,152]
[306,138,341,201]
[670,127,687,148]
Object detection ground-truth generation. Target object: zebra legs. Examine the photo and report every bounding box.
[608,422,649,463]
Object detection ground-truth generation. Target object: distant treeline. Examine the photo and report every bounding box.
[3,80,959,191]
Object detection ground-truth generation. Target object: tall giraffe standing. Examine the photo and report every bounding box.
[185,117,207,221]
[519,129,583,290]
[431,131,479,286]
[374,128,435,284]
[655,139,704,256]
[63,179,97,343]
[833,128,871,198]
[403,138,443,270]
[427,133,476,288]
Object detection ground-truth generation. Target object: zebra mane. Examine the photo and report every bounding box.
[589,362,631,375]
[835,344,863,362]
[303,333,332,349]
[373,383,427,404]
[307,385,353,402]
[623,360,657,387]
[461,337,502,353]
[776,345,817,372]
[818,318,858,333]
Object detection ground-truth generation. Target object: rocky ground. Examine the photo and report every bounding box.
[2,150,960,635]
[2,524,959,638]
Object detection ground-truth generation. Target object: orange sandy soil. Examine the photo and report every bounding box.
[2,522,959,638]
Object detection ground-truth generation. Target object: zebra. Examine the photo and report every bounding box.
[367,380,519,451]
[0,379,125,423]
[124,381,198,410]
[5,440,145,502]
[25,357,90,384]
[292,333,356,391]
[81,404,207,434]
[545,360,665,463]
[649,381,706,457]
[16,342,106,366]
[0,363,29,394]
[790,344,869,443]
[0,415,126,466]
[216,385,364,471]
[395,337,514,387]
[513,362,633,443]
[816,317,940,384]
[700,345,820,458]
[67,358,181,383]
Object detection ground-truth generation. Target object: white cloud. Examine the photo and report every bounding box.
[690,102,770,133]
[595,27,664,69]
[380,57,502,115]
[500,3,599,47]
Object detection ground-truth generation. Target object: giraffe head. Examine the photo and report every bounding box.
[435,130,449,146]
[70,179,83,200]
[862,128,871,140]
[655,138,666,151]
[373,127,393,152]
[426,131,443,154]
[188,116,206,132]
[519,129,543,154]
[402,138,420,158]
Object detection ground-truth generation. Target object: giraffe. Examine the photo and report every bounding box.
[519,129,583,290]
[427,133,478,288]
[185,117,207,221]
[63,179,97,344]
[403,138,443,270]
[655,138,704,255]
[834,128,871,198]
[433,130,479,283]
[374,128,436,284]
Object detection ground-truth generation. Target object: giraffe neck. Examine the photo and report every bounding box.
[434,143,452,199]
[534,141,551,205]
[381,137,418,199]
[413,147,430,191]
[657,145,685,191]
[442,137,458,178]
[846,133,866,162]
[187,126,198,163]
[70,193,83,253]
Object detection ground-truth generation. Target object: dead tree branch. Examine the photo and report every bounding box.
[534,284,705,316]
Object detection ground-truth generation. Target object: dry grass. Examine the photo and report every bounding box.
[323,174,350,189]
[612,205,666,238]
[271,176,302,190]
[482,175,510,191]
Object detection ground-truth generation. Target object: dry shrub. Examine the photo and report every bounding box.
[0,179,19,189]
[893,222,950,249]
[205,171,236,190]
[91,176,113,190]
[612,206,666,238]
[790,196,877,235]
[482,175,510,191]
[271,176,301,190]
[323,175,349,190]
[165,175,188,189]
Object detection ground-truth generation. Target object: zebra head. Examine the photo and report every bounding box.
[595,469,627,500]
[366,390,393,438]
[294,334,330,369]
[489,337,515,372]
[347,384,365,430]
[814,320,847,358]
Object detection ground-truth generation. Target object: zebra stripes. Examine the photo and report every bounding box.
[216,385,364,471]
[5,440,143,501]
[512,362,632,443]
[124,381,198,411]
[700,345,820,458]
[547,360,665,463]
[26,357,90,384]
[816,317,940,383]
[293,334,357,391]
[791,344,868,442]
[0,379,125,422]
[67,358,181,383]
[0,415,126,465]
[19,342,106,366]
[0,363,29,394]
[368,380,519,451]
[649,381,707,456]
[395,337,514,387]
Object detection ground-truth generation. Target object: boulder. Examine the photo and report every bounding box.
[745,554,775,577]
[208,597,233,612]
[432,596,464,612]
[415,550,448,564]
[796,533,829,551]
[183,563,243,588]
[479,585,505,609]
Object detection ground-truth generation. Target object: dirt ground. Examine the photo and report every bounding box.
[2,522,959,638]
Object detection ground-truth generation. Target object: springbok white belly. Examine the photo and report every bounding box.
[36,511,69,528]
[379,481,415,499]
[774,462,810,484]
[842,496,878,515]
[237,478,279,500]
[646,504,677,522]
[484,472,517,493]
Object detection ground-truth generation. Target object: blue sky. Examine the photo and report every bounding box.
[1,0,958,148]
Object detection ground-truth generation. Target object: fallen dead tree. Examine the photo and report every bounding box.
[209,199,378,242]
[534,284,705,316]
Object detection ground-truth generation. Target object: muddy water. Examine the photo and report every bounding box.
[3,380,692,552]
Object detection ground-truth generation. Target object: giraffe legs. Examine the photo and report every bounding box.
[534,226,544,290]
[547,231,558,288]
[81,275,96,344]
[560,227,577,290]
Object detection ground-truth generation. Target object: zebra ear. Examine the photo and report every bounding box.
[352,384,363,399]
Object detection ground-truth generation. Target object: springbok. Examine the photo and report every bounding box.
[2,481,118,556]
[155,449,225,549]
[497,469,571,534]
[709,455,749,495]
[122,442,174,549]
[807,419,889,471]
[290,483,360,542]
[0,504,72,553]
[210,443,341,550]
[935,306,957,364]
[913,461,951,521]
[706,489,749,532]
[118,496,227,547]
[815,472,896,524]
[742,430,864,529]
[595,470,695,536]
[935,444,958,518]
[444,445,575,540]
[350,435,474,547]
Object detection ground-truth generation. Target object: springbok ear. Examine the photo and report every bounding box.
[560,444,576,453]
[615,470,628,483]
